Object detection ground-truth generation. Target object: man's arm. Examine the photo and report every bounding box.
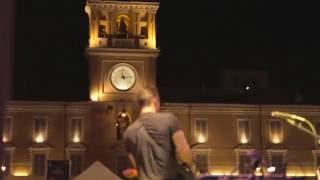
[128,153,137,169]
[172,130,193,167]
[123,153,138,178]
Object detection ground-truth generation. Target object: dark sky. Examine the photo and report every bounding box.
[13,0,320,102]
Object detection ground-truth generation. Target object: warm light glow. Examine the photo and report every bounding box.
[286,172,315,177]
[210,167,316,177]
[197,134,206,143]
[210,171,233,176]
[90,91,99,102]
[245,86,250,90]
[267,166,276,173]
[210,172,221,176]
[1,165,6,172]
[2,136,8,143]
[89,38,99,48]
[240,134,248,144]
[13,170,29,176]
[121,112,127,118]
[35,134,45,143]
[73,134,80,143]
[85,5,91,15]
[271,135,281,144]
[148,38,156,49]
[254,167,262,176]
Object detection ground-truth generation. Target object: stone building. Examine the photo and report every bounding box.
[2,0,320,179]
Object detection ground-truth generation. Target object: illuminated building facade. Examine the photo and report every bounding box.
[2,0,320,179]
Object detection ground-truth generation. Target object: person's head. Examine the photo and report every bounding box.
[136,87,160,112]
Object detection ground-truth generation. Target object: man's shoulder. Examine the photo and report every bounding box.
[149,113,178,128]
[124,120,141,138]
[154,112,176,119]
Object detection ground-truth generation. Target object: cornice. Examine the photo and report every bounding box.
[87,1,159,12]
[6,101,90,113]
[66,143,87,151]
[261,105,320,116]
[161,103,320,116]
[86,48,160,58]
[161,103,261,115]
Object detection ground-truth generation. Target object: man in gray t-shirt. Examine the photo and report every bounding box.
[124,88,192,180]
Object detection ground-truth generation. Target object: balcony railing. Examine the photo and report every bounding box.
[94,37,149,49]
[112,38,135,48]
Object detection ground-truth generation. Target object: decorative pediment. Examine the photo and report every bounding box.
[29,143,52,151]
[66,143,87,151]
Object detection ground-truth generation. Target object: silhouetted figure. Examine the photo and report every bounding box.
[118,17,128,34]
[116,112,130,140]
[98,25,107,38]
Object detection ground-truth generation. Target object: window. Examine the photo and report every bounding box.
[316,121,320,145]
[192,149,210,174]
[312,150,320,172]
[116,15,130,37]
[70,118,84,143]
[139,15,148,38]
[269,119,283,144]
[3,116,12,142]
[117,155,131,178]
[268,150,287,176]
[317,155,320,168]
[32,153,47,176]
[236,151,253,175]
[237,119,250,144]
[98,25,107,38]
[195,154,209,173]
[194,118,208,143]
[239,153,251,174]
[33,117,48,143]
[67,147,85,177]
[2,148,14,176]
[140,26,148,38]
[70,154,83,176]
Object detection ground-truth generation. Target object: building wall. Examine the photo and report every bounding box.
[3,102,320,179]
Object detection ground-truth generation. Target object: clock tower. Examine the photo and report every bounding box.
[84,1,159,173]
[85,0,160,103]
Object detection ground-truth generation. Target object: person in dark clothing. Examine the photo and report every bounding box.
[124,88,193,180]
[118,17,128,34]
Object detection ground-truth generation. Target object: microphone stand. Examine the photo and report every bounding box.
[284,118,320,141]
[273,114,319,179]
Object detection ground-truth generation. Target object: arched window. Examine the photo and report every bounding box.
[116,15,130,38]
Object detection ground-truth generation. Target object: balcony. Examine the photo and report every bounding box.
[112,38,135,48]
[93,36,150,49]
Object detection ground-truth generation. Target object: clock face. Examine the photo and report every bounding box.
[110,64,136,91]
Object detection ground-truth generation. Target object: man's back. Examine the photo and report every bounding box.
[124,112,180,180]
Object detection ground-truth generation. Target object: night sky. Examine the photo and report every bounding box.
[13,0,320,103]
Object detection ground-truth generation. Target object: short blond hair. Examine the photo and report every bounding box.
[136,87,159,108]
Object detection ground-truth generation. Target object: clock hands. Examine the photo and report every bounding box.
[121,74,133,80]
